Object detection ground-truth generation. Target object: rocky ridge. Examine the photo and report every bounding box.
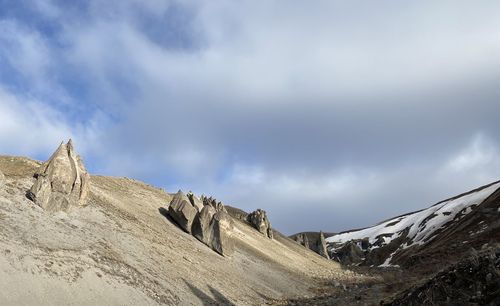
[326,181,500,269]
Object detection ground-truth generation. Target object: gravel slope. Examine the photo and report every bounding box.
[0,156,359,305]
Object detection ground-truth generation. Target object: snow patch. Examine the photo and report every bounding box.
[327,182,500,250]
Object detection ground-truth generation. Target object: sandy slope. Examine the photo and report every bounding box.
[0,156,359,305]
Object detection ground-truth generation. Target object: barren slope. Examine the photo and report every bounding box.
[0,156,359,305]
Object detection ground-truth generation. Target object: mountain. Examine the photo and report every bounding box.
[326,181,500,271]
[0,143,352,306]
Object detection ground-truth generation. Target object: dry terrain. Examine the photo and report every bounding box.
[0,156,365,305]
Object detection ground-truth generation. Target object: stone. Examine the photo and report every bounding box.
[192,205,216,244]
[201,195,227,213]
[27,139,90,212]
[209,211,235,256]
[187,191,204,212]
[168,190,198,233]
[247,209,273,239]
[317,231,330,259]
[0,170,4,189]
[294,233,310,249]
[303,234,310,249]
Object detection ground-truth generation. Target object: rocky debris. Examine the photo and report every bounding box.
[0,170,4,188]
[186,191,204,212]
[247,209,273,239]
[317,231,330,259]
[168,190,198,233]
[385,247,500,306]
[27,139,90,212]
[294,233,310,249]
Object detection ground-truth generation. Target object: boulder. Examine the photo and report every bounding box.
[209,211,235,256]
[187,191,204,212]
[192,205,216,244]
[317,231,330,259]
[27,139,90,212]
[168,190,198,233]
[247,209,273,239]
[166,191,235,256]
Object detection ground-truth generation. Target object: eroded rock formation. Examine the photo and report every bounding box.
[169,191,235,256]
[27,139,90,212]
[295,233,310,249]
[317,231,330,259]
[187,191,204,212]
[201,195,227,213]
[209,211,235,256]
[168,190,198,233]
[247,209,273,239]
[192,205,216,244]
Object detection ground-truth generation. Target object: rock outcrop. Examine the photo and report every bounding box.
[247,209,273,239]
[207,211,235,256]
[294,233,310,249]
[169,191,235,256]
[201,195,227,213]
[317,231,330,259]
[386,247,500,306]
[192,205,216,244]
[168,190,198,233]
[187,191,204,212]
[27,139,90,212]
[293,232,330,259]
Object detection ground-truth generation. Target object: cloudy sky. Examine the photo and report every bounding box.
[1,0,500,234]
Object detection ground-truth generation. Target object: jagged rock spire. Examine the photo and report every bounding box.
[247,209,273,239]
[28,139,90,211]
[317,231,330,259]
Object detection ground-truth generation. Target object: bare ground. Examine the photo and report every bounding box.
[0,156,366,305]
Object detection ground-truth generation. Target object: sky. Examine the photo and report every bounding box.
[1,0,500,235]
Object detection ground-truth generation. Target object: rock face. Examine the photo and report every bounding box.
[168,190,198,233]
[317,231,330,259]
[208,211,235,256]
[293,232,330,259]
[247,209,273,239]
[387,247,500,306]
[27,140,90,212]
[192,205,216,244]
[187,191,204,212]
[169,191,235,256]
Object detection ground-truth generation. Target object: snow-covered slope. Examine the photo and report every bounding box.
[326,181,500,267]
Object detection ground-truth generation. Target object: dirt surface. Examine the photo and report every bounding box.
[0,156,363,305]
[267,266,419,306]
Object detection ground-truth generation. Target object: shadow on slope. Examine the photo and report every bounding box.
[182,279,235,306]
